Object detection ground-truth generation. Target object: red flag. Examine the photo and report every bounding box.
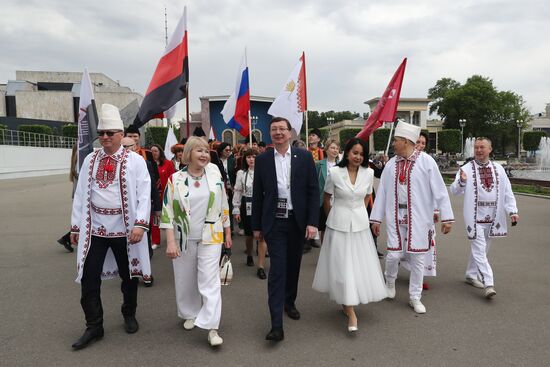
[356,58,407,141]
[132,7,189,128]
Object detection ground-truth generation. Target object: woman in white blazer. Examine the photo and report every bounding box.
[312,138,387,333]
[161,137,232,347]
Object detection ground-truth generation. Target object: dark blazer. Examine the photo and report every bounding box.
[252,147,320,236]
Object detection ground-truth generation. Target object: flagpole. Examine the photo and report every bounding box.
[248,111,252,145]
[385,121,395,156]
[186,84,190,138]
[301,51,308,139]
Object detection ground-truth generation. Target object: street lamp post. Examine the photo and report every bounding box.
[327,117,335,139]
[459,119,466,157]
[516,119,523,160]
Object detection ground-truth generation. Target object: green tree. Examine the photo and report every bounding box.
[438,129,461,154]
[428,75,530,155]
[523,131,547,152]
[373,128,392,151]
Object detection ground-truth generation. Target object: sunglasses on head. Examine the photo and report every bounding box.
[98,131,120,137]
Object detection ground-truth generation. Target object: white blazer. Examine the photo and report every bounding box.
[324,165,373,232]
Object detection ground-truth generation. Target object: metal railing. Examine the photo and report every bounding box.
[0,129,77,149]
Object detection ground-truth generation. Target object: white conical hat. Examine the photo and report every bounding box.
[97,103,123,131]
[394,121,421,143]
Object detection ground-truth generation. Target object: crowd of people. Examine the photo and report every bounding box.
[65,103,519,350]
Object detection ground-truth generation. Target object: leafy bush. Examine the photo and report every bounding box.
[62,124,78,138]
[338,128,362,147]
[18,125,53,135]
[145,126,169,147]
[373,128,392,151]
[438,129,461,154]
[523,131,547,152]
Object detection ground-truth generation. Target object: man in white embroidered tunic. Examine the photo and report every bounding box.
[70,104,151,350]
[370,121,454,314]
[450,137,519,299]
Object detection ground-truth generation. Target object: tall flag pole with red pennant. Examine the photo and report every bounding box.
[356,58,407,142]
[132,6,189,131]
[268,52,308,136]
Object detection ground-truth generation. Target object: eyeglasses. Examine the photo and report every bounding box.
[98,131,120,137]
[270,128,289,133]
[123,144,135,148]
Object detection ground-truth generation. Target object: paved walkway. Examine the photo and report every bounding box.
[1,175,549,366]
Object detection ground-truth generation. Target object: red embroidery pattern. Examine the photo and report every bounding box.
[96,156,118,189]
[92,225,126,237]
[91,202,123,215]
[489,163,506,237]
[477,163,494,192]
[134,219,149,228]
[71,225,80,232]
[131,258,140,266]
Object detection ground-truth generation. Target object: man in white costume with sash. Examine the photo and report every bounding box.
[450,137,519,299]
[370,121,454,314]
[70,104,151,350]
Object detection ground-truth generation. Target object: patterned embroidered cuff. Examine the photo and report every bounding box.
[370,219,382,224]
[134,219,149,231]
[458,180,466,187]
[509,212,518,216]
[71,225,80,233]
[441,219,455,223]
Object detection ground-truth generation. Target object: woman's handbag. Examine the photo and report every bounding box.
[220,247,233,286]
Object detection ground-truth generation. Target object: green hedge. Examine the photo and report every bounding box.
[145,126,177,148]
[62,124,78,138]
[18,124,54,146]
[523,131,547,151]
[438,129,461,154]
[372,128,392,151]
[338,128,362,147]
[18,124,53,135]
[0,124,7,130]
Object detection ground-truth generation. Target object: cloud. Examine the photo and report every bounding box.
[0,0,548,117]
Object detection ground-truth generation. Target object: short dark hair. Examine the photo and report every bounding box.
[216,142,231,155]
[270,117,292,131]
[419,131,429,149]
[337,138,369,168]
[258,141,266,148]
[125,125,140,136]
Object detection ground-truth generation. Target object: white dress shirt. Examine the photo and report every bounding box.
[274,146,293,210]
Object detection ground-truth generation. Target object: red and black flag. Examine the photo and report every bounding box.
[133,7,188,128]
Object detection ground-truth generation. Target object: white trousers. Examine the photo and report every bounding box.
[385,225,425,300]
[465,223,494,287]
[172,240,222,330]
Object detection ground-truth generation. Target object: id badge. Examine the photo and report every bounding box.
[245,202,252,216]
[275,198,288,219]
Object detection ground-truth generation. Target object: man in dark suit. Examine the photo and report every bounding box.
[252,117,319,342]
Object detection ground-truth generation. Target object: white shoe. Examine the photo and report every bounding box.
[238,229,244,236]
[465,277,484,289]
[151,244,159,250]
[485,286,496,299]
[409,298,426,314]
[208,329,223,346]
[386,282,396,299]
[183,319,195,330]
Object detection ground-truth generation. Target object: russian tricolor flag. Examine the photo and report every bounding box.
[221,49,250,137]
[133,7,189,128]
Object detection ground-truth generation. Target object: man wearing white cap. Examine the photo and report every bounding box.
[70,103,151,349]
[370,121,454,313]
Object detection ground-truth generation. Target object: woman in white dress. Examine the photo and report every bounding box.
[312,138,388,332]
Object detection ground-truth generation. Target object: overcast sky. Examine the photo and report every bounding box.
[1,0,549,118]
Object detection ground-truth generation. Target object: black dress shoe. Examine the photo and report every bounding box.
[144,275,154,287]
[124,316,139,333]
[285,306,301,320]
[57,238,74,253]
[265,328,284,341]
[71,327,104,350]
[257,268,267,279]
[246,256,254,267]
